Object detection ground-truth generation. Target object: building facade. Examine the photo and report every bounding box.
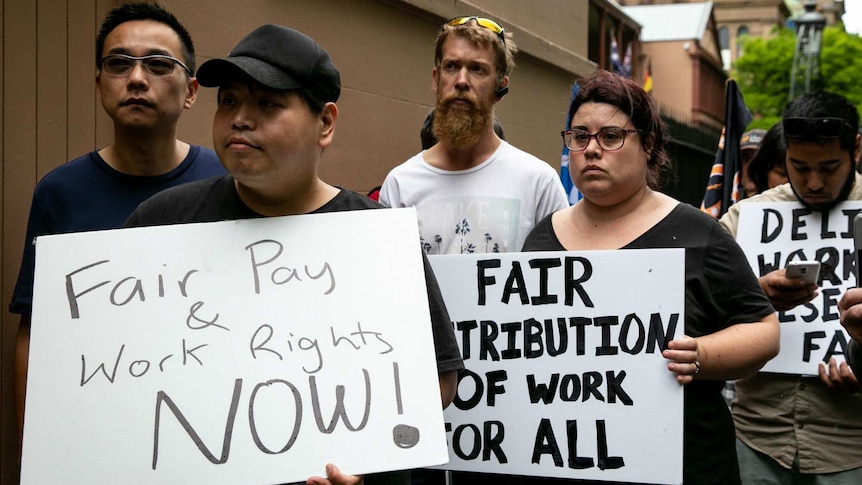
[1,1,597,482]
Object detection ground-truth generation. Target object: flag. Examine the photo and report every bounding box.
[610,32,631,78]
[622,43,632,78]
[700,79,752,218]
[643,61,653,93]
[610,35,625,77]
[560,82,581,205]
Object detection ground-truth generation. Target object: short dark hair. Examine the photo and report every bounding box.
[748,122,786,194]
[96,2,195,74]
[783,90,860,155]
[569,70,670,189]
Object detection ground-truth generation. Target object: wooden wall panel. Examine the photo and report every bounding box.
[36,0,68,179]
[67,0,99,160]
[0,0,6,478]
[2,1,38,483]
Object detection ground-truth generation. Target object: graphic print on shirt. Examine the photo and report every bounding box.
[417,196,521,254]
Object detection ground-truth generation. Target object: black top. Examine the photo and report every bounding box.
[10,146,225,315]
[515,202,774,485]
[126,175,464,376]
[126,175,466,485]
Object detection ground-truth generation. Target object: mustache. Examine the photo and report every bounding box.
[440,92,479,107]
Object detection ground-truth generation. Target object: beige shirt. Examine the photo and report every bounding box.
[719,175,862,473]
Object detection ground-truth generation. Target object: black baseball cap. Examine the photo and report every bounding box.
[196,24,341,103]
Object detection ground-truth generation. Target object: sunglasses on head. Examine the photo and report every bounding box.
[445,16,506,45]
[782,117,852,140]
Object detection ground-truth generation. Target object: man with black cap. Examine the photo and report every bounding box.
[124,24,463,485]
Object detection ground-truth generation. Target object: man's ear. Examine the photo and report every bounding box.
[854,132,861,165]
[494,76,510,99]
[319,102,338,149]
[431,67,439,95]
[184,77,199,109]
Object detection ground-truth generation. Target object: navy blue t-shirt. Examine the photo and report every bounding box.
[9,146,225,315]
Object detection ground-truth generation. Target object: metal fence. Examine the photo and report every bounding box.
[660,115,722,207]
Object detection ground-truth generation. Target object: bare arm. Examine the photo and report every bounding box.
[439,370,457,409]
[15,314,30,444]
[663,313,779,384]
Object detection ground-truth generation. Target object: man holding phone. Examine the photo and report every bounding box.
[719,90,862,484]
[785,260,820,286]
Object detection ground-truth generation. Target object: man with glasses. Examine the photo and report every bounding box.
[720,90,862,483]
[10,1,224,442]
[379,16,566,256]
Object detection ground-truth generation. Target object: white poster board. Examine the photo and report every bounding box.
[429,250,685,485]
[22,208,448,485]
[737,201,862,374]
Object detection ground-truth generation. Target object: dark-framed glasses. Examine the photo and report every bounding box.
[100,54,192,77]
[445,16,506,45]
[783,117,852,140]
[561,127,640,152]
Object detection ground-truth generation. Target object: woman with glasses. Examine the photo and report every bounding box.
[521,70,779,485]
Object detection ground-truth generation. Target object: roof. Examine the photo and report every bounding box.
[622,1,713,42]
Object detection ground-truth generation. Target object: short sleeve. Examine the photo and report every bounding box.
[9,194,49,315]
[421,252,464,374]
[703,221,775,327]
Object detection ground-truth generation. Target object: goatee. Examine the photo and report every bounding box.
[791,164,856,212]
[432,91,492,150]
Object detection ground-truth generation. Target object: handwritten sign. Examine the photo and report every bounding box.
[737,201,862,374]
[21,208,448,485]
[429,250,684,485]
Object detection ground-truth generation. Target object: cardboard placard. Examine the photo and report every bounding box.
[22,208,448,484]
[736,201,862,374]
[429,250,685,484]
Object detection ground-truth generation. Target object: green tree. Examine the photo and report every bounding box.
[733,24,862,129]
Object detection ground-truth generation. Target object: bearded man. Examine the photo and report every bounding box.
[720,90,862,484]
[379,16,567,255]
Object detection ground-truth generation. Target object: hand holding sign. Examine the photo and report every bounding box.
[817,357,860,392]
[662,336,700,385]
[306,463,364,485]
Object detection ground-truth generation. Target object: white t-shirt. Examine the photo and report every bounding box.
[380,141,568,254]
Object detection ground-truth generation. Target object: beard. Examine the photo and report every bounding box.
[791,164,856,212]
[432,90,493,150]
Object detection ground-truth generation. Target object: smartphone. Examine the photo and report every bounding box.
[785,261,820,285]
[854,213,862,286]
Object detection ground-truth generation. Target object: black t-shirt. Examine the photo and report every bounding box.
[126,176,465,485]
[512,203,774,485]
[126,175,464,376]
